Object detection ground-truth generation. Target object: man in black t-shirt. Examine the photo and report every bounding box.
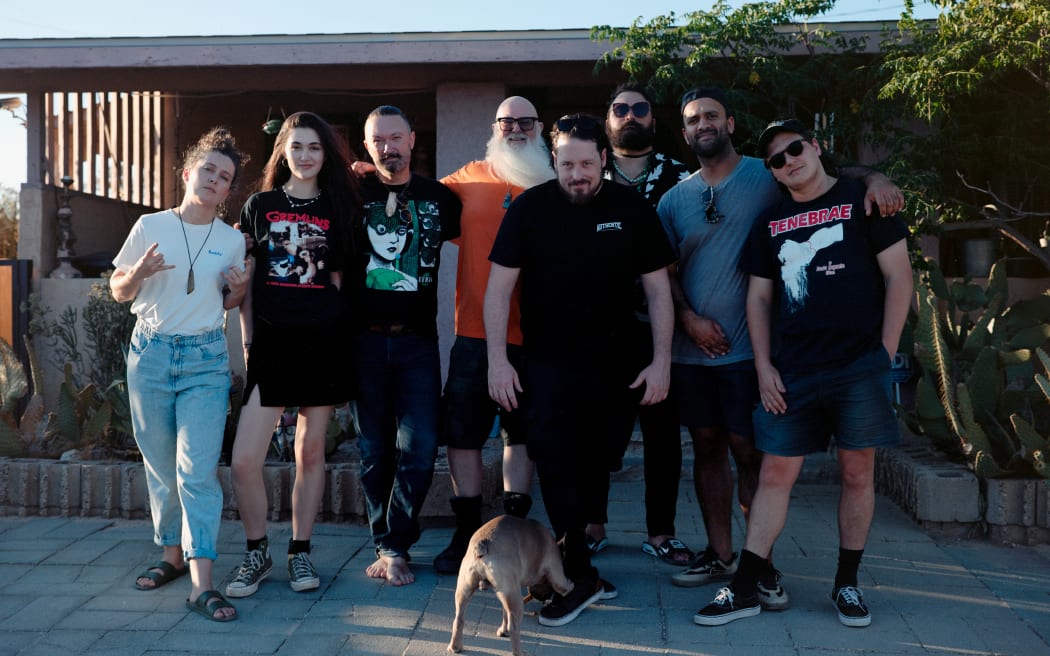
[485,114,675,627]
[694,119,912,629]
[352,105,462,587]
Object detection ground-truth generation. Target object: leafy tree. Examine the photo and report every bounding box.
[879,0,1050,271]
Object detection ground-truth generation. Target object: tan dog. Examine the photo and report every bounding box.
[447,515,573,656]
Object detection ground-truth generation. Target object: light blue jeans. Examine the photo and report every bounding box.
[126,321,230,561]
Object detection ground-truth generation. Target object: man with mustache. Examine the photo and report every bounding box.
[584,82,694,565]
[432,96,555,575]
[353,105,462,586]
[485,114,675,626]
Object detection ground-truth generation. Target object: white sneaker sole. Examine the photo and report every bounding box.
[225,566,271,598]
[537,588,603,627]
[290,576,320,592]
[692,604,760,626]
[836,610,871,627]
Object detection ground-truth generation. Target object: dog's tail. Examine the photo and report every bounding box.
[473,538,491,559]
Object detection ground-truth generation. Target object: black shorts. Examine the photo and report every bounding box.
[441,336,525,449]
[244,315,353,408]
[672,360,758,438]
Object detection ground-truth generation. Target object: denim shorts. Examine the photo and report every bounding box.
[753,346,900,457]
[672,360,758,438]
[441,336,525,449]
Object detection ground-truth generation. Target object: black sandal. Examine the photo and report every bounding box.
[134,560,188,590]
[185,590,237,622]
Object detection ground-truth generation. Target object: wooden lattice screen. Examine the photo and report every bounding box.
[43,91,164,208]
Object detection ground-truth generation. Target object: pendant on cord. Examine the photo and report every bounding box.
[187,268,195,294]
[385,191,398,218]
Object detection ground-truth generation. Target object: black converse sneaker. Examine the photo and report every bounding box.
[832,585,871,627]
[226,543,273,598]
[693,586,761,626]
[288,551,320,592]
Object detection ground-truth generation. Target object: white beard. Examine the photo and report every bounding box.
[485,132,555,189]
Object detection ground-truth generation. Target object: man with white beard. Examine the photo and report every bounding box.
[432,96,556,575]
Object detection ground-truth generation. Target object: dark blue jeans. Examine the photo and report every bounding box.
[352,331,441,558]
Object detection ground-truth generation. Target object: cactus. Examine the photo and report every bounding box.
[909,258,1050,478]
[0,337,49,456]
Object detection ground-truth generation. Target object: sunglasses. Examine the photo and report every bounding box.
[555,114,601,136]
[702,186,723,224]
[496,116,537,132]
[611,101,651,119]
[765,139,806,170]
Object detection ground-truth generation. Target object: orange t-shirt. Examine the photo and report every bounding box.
[441,161,524,345]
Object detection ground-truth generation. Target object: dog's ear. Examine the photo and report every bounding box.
[526,580,555,603]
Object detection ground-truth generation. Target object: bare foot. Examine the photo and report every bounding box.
[366,557,387,579]
[366,555,414,585]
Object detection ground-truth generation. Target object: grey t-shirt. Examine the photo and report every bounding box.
[657,156,781,366]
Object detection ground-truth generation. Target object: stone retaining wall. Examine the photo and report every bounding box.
[0,442,503,522]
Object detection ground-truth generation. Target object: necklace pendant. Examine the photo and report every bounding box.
[503,191,512,209]
[187,268,195,294]
[385,191,398,218]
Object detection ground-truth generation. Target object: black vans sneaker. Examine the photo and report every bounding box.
[538,576,603,627]
[832,585,871,627]
[693,586,761,626]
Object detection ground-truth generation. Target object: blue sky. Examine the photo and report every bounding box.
[0,0,938,189]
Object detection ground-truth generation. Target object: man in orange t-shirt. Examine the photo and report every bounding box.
[432,96,556,574]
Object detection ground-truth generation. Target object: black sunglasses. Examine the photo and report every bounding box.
[611,101,651,119]
[702,186,723,224]
[765,139,806,170]
[555,114,601,135]
[496,116,537,132]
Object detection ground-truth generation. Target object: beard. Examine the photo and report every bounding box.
[689,128,733,160]
[485,132,555,189]
[608,121,654,151]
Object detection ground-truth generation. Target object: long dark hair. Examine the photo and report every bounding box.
[259,111,361,251]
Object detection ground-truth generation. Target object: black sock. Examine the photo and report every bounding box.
[503,492,533,519]
[834,547,864,590]
[730,549,766,596]
[247,536,268,552]
[289,539,311,555]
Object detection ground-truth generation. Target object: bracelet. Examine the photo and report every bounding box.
[242,342,252,348]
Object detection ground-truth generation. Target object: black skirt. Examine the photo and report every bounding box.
[243,314,354,407]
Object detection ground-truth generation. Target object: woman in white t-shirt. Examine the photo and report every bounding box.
[111,128,250,622]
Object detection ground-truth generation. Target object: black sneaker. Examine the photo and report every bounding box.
[538,576,603,627]
[433,536,468,575]
[757,568,789,610]
[288,551,320,592]
[225,544,273,598]
[597,578,618,601]
[693,586,761,626]
[672,547,738,588]
[832,585,871,627]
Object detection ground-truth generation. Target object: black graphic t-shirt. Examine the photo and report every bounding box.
[489,179,675,362]
[353,173,462,336]
[240,189,349,325]
[743,177,908,374]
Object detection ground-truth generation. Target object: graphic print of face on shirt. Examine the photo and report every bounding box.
[365,203,418,291]
[266,220,328,288]
[778,223,843,312]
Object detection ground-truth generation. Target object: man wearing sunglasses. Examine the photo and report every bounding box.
[582,82,694,567]
[657,89,904,609]
[485,114,675,627]
[694,118,912,628]
[432,96,554,576]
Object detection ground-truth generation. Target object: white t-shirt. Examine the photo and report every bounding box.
[113,209,246,335]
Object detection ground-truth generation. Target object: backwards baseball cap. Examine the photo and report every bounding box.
[756,118,811,158]
[679,87,733,117]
